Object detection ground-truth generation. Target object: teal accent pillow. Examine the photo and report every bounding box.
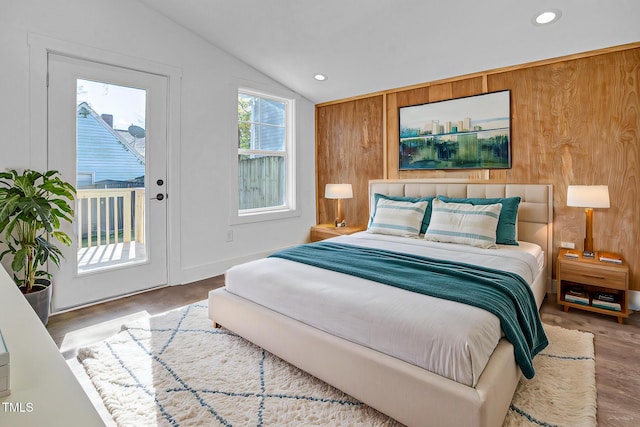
[370,193,435,234]
[437,195,521,246]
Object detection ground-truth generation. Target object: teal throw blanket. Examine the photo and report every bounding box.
[269,241,548,379]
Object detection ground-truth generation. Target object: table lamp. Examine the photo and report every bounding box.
[325,183,353,227]
[567,185,610,257]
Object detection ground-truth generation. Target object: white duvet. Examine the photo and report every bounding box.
[224,232,544,387]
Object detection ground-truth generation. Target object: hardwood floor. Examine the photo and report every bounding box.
[47,276,224,358]
[47,283,639,426]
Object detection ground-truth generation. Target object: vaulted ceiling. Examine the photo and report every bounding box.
[139,0,640,103]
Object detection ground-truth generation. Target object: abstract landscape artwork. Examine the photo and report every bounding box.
[399,90,511,170]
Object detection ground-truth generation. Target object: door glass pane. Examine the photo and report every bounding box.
[76,79,147,274]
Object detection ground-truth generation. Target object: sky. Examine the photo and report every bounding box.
[77,79,146,131]
[400,90,510,130]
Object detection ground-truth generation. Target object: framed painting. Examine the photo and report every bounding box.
[399,90,511,170]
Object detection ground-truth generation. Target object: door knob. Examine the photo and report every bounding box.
[151,193,165,201]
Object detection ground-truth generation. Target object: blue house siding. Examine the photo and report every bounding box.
[76,103,145,188]
[256,97,285,151]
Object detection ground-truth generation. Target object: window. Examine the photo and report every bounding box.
[76,172,95,188]
[237,89,295,217]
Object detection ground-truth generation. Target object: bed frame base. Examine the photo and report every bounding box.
[209,288,521,427]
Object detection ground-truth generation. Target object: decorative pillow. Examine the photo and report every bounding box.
[369,193,435,234]
[368,198,429,238]
[424,199,502,248]
[437,195,521,246]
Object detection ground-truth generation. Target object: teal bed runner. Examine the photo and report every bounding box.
[269,241,548,379]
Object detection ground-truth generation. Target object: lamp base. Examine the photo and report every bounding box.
[583,209,595,258]
[334,199,346,228]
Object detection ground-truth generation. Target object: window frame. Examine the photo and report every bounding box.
[231,87,298,224]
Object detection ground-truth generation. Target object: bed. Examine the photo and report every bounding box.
[208,179,553,427]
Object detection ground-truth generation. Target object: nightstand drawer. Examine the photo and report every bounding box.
[560,263,627,290]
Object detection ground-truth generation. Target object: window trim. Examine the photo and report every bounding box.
[231,86,298,225]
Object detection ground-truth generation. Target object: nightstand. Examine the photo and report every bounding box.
[310,224,366,242]
[557,248,630,323]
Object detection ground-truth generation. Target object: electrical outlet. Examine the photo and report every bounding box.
[560,241,575,249]
[226,230,233,242]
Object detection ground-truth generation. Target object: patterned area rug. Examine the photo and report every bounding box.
[78,302,596,427]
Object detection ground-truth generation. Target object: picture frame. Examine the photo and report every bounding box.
[399,90,511,170]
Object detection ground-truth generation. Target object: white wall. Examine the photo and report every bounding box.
[0,0,316,288]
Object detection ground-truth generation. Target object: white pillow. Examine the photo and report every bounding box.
[368,198,428,238]
[424,199,502,248]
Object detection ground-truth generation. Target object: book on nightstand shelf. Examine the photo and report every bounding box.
[592,291,622,311]
[598,251,623,264]
[592,300,622,311]
[563,250,580,259]
[565,294,590,305]
[594,291,617,302]
[565,286,590,305]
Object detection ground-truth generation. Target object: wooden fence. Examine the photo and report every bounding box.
[238,156,285,209]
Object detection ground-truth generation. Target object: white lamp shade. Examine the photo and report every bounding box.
[325,183,353,199]
[567,185,610,208]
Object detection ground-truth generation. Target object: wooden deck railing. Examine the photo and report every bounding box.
[76,188,145,248]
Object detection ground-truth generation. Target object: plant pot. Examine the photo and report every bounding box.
[22,283,52,326]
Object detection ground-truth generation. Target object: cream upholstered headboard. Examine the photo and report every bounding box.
[368,179,553,289]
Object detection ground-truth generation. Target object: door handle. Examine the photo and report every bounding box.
[151,193,165,201]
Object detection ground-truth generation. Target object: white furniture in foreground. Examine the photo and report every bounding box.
[0,267,104,426]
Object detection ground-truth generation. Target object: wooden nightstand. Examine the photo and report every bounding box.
[557,248,630,323]
[310,224,366,242]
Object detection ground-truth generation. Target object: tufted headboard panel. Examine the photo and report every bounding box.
[368,179,553,288]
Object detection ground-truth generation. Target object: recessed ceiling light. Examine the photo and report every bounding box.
[533,9,561,26]
[314,73,327,81]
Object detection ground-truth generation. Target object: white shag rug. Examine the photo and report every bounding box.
[78,302,596,427]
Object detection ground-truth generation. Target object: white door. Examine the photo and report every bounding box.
[48,53,168,311]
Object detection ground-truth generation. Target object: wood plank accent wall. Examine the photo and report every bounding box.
[315,43,640,290]
[315,96,384,227]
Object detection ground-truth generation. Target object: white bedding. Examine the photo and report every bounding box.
[224,232,544,387]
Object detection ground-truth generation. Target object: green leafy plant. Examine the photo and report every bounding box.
[0,169,76,293]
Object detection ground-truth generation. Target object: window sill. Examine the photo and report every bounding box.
[230,208,300,225]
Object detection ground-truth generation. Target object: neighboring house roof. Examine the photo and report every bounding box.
[77,102,145,186]
[116,130,145,158]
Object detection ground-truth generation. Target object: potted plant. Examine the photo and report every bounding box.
[0,169,76,325]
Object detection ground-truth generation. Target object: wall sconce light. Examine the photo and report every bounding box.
[325,183,353,227]
[567,185,610,257]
